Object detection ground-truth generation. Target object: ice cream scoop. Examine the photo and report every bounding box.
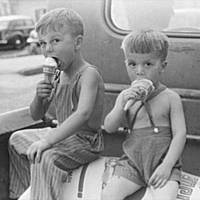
[43,57,58,83]
[124,79,155,111]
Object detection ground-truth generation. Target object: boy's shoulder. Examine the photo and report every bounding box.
[81,65,103,79]
[163,87,180,96]
[160,87,181,102]
[78,65,104,87]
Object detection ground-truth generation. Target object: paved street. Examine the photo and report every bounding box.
[0,48,29,59]
[0,53,44,114]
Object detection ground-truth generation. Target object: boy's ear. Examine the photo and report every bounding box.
[74,35,83,51]
[160,60,167,72]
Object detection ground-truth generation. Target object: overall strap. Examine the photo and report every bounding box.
[143,101,155,128]
[126,102,144,131]
[146,83,167,102]
[127,83,167,131]
[143,83,167,132]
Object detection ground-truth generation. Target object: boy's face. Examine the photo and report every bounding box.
[38,26,78,71]
[124,51,167,84]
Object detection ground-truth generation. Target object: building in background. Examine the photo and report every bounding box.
[0,0,47,22]
[0,0,11,15]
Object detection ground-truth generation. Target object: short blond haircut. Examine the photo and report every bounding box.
[36,8,84,37]
[121,29,169,61]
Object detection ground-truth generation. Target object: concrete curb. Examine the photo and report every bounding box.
[17,65,43,76]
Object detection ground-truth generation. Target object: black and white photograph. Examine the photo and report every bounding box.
[0,0,200,200]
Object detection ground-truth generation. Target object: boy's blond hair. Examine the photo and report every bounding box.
[36,8,84,37]
[121,29,169,61]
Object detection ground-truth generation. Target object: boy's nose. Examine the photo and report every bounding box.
[136,65,145,75]
[45,43,53,52]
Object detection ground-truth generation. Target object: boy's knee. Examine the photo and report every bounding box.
[39,149,56,167]
[145,181,178,200]
[9,130,37,155]
[9,130,24,146]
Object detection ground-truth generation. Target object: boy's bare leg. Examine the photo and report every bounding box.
[101,176,142,200]
[142,180,178,200]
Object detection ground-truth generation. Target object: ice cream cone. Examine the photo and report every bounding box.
[43,57,57,83]
[124,79,155,111]
[131,79,155,100]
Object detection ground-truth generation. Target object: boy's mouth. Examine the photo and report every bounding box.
[52,57,61,69]
[136,76,147,80]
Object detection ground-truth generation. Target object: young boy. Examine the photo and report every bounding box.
[102,29,186,200]
[9,8,105,200]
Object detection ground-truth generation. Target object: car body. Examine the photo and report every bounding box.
[0,15,35,49]
[165,8,200,32]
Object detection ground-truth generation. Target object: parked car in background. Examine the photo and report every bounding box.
[26,29,41,55]
[0,15,35,50]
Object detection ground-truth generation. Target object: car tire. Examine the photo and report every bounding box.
[12,36,26,49]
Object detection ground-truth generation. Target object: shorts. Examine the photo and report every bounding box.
[113,155,181,186]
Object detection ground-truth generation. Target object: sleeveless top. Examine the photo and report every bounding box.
[52,65,105,133]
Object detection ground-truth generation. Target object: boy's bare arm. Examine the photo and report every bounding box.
[162,91,186,168]
[149,91,186,188]
[45,68,100,145]
[104,86,139,133]
[30,95,48,120]
[104,94,125,133]
[30,80,52,120]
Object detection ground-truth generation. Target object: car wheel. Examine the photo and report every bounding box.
[12,36,26,49]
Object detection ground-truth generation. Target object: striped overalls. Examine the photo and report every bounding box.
[9,66,104,200]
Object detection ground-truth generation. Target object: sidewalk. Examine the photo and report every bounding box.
[0,48,29,59]
[0,54,44,75]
